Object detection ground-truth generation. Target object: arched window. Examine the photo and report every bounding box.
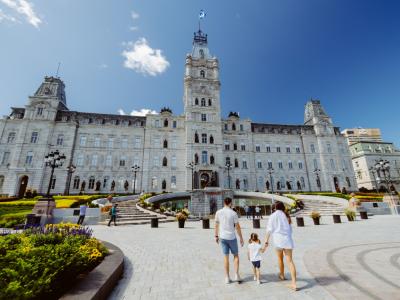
[265,180,270,190]
[194,153,199,164]
[234,158,239,168]
[195,98,199,105]
[7,132,15,143]
[232,123,236,131]
[194,132,199,143]
[200,70,205,78]
[225,157,231,165]
[210,155,215,165]
[171,176,177,189]
[88,176,95,189]
[162,157,168,167]
[233,143,238,151]
[201,151,208,164]
[208,99,212,106]
[163,139,168,148]
[162,179,167,190]
[201,98,206,106]
[73,176,80,189]
[164,119,168,127]
[209,135,214,144]
[0,175,4,190]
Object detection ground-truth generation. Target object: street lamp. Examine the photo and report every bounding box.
[225,161,232,189]
[368,166,379,193]
[375,159,398,215]
[44,150,66,197]
[131,164,140,194]
[65,164,76,195]
[187,161,197,191]
[314,168,322,192]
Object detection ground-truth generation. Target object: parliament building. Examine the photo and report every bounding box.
[0,29,356,197]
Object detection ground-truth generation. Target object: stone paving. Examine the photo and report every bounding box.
[91,215,400,300]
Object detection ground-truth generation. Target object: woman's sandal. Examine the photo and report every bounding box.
[279,275,286,281]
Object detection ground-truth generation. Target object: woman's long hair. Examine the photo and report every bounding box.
[274,201,291,224]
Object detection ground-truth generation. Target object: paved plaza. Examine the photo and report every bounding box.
[92,215,400,300]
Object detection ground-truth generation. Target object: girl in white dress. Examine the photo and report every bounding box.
[264,201,297,291]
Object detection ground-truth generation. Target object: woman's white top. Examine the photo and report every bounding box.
[267,210,294,249]
[248,242,262,262]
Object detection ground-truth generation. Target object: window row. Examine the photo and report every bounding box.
[79,136,142,148]
[75,154,141,167]
[194,133,214,144]
[225,157,304,170]
[194,97,212,107]
[154,119,178,128]
[71,176,142,191]
[193,151,215,165]
[223,123,244,131]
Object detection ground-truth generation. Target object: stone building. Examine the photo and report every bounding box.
[0,29,356,197]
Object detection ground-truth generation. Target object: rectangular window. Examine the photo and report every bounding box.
[134,137,141,148]
[122,138,128,148]
[288,161,293,169]
[91,154,98,166]
[155,120,160,127]
[224,124,228,131]
[276,146,281,153]
[7,132,16,143]
[266,145,271,152]
[241,144,246,151]
[173,120,177,128]
[105,155,112,166]
[31,132,38,143]
[1,152,10,165]
[242,160,248,169]
[224,143,230,151]
[278,161,283,169]
[171,156,177,168]
[108,138,114,148]
[119,157,126,167]
[313,159,318,169]
[296,147,300,153]
[330,158,336,170]
[37,107,43,116]
[268,161,273,169]
[286,146,291,153]
[327,143,332,153]
[57,134,64,146]
[80,136,87,146]
[240,124,244,131]
[202,152,208,164]
[153,138,160,148]
[133,156,139,166]
[201,134,207,144]
[257,161,262,168]
[255,145,260,152]
[94,137,100,147]
[201,114,207,122]
[77,154,84,167]
[153,156,159,167]
[311,144,315,153]
[298,161,303,169]
[25,151,33,165]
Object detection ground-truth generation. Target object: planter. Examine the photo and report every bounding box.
[360,211,368,219]
[296,217,304,227]
[346,215,355,222]
[333,214,341,224]
[178,219,186,228]
[312,217,320,225]
[151,217,158,228]
[252,219,260,229]
[202,218,210,229]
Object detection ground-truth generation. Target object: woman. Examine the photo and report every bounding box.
[264,201,297,291]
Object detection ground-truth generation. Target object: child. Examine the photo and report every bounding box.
[247,233,266,284]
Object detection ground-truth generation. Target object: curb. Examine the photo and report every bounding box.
[60,241,124,300]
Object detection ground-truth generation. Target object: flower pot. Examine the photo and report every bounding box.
[360,211,368,220]
[253,219,260,229]
[333,214,341,224]
[178,219,185,228]
[202,218,210,229]
[312,217,320,225]
[346,215,354,222]
[296,217,304,227]
[151,217,158,228]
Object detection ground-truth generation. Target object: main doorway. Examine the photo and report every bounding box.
[18,175,29,198]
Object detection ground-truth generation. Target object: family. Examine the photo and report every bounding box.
[214,197,297,291]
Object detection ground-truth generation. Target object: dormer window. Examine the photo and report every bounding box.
[164,119,168,127]
[36,107,43,116]
[200,70,205,78]
[232,123,236,131]
[199,49,204,59]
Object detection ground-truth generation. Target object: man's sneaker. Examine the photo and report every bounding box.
[253,276,257,281]
[257,280,262,285]
[234,274,242,283]
[224,277,231,284]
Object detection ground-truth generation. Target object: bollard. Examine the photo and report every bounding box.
[360,211,368,220]
[202,218,210,229]
[253,219,260,229]
[333,214,341,224]
[296,217,305,227]
[151,217,158,228]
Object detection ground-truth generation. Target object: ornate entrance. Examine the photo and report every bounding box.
[18,175,29,198]
[200,173,210,189]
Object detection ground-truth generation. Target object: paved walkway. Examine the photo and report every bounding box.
[91,215,400,300]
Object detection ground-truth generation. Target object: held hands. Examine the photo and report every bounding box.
[240,238,244,247]
[215,236,219,244]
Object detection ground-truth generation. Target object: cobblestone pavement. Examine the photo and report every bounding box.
[91,215,400,300]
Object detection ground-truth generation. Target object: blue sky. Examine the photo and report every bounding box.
[0,0,399,146]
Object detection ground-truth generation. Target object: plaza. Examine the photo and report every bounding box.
[92,215,400,300]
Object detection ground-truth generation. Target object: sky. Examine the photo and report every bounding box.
[0,0,399,146]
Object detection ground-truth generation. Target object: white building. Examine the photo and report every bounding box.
[0,29,357,197]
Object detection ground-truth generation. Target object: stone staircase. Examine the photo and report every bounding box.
[101,200,174,225]
[294,200,345,217]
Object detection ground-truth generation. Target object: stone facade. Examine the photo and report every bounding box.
[0,29,356,197]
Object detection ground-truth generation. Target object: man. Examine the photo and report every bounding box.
[255,205,262,219]
[108,203,118,226]
[244,205,249,219]
[77,204,87,225]
[215,197,244,284]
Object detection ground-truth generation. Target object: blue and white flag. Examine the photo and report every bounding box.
[199,10,206,19]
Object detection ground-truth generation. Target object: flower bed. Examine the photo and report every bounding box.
[0,223,108,300]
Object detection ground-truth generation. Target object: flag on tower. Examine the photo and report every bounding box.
[199,10,206,19]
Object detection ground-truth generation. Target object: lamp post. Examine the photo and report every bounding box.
[187,161,196,191]
[131,164,140,195]
[267,166,274,205]
[314,168,322,192]
[368,166,379,193]
[375,159,398,215]
[44,150,66,197]
[225,161,232,189]
[65,164,76,195]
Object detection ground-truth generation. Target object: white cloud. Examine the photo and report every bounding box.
[131,10,139,20]
[0,8,17,22]
[0,0,41,28]
[129,26,139,31]
[122,38,170,76]
[118,108,158,116]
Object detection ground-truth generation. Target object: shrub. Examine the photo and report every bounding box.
[176,212,188,221]
[310,211,321,219]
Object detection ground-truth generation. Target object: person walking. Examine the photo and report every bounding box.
[77,204,87,225]
[264,201,297,291]
[215,197,244,284]
[108,203,118,226]
[244,205,250,219]
[255,205,262,219]
[247,233,267,284]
